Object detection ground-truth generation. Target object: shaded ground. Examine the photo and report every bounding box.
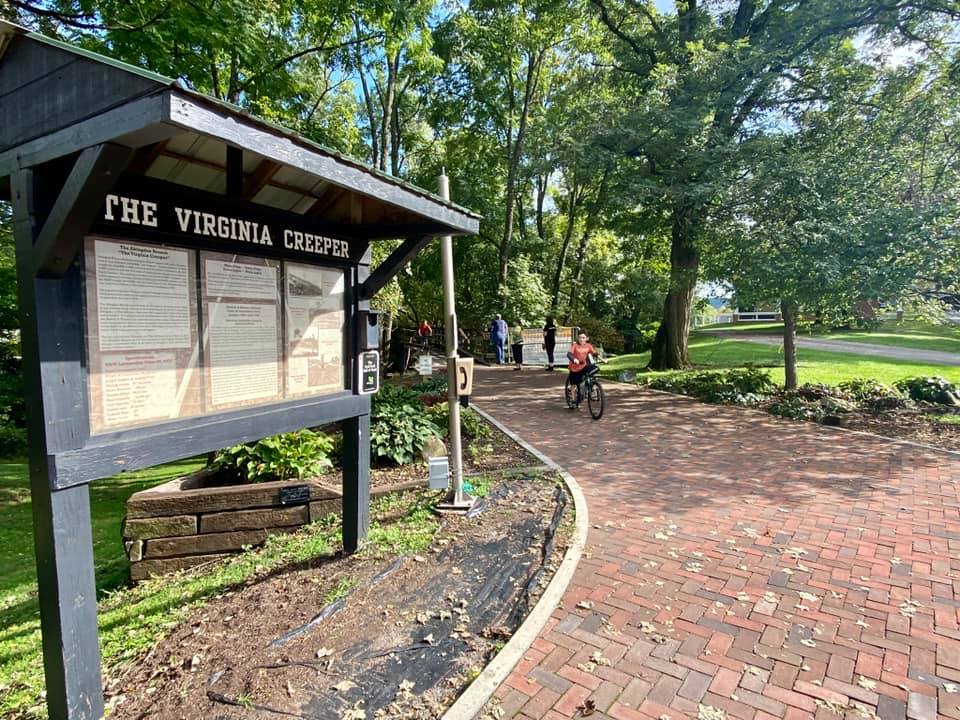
[106,473,571,720]
[473,366,960,720]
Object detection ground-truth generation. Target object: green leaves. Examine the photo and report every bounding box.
[217,429,335,483]
[370,403,442,466]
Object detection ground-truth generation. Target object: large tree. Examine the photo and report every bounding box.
[9,0,374,153]
[712,52,960,389]
[588,0,960,369]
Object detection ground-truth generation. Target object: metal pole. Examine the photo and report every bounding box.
[438,170,469,507]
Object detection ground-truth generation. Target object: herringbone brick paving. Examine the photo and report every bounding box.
[472,367,960,719]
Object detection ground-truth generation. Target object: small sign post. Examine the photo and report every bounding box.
[418,354,433,376]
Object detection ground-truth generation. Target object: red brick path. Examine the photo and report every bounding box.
[472,367,960,720]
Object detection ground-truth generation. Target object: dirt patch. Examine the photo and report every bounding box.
[838,408,960,452]
[106,473,570,720]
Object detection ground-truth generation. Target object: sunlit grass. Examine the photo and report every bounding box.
[698,319,960,354]
[604,334,960,388]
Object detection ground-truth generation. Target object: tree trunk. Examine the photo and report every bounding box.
[565,168,608,323]
[648,202,700,370]
[565,224,591,325]
[390,99,401,176]
[498,51,542,288]
[535,174,547,242]
[550,182,580,315]
[781,299,798,390]
[353,16,380,169]
[378,48,401,174]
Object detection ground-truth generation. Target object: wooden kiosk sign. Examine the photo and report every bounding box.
[0,21,478,720]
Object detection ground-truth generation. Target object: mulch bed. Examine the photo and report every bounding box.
[105,472,571,720]
[836,407,960,452]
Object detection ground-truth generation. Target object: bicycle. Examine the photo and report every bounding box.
[564,362,604,420]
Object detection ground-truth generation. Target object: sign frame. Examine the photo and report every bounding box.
[34,178,372,489]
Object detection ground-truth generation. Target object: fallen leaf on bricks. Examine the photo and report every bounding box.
[576,699,596,716]
[698,704,726,720]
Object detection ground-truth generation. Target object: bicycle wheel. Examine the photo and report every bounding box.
[587,379,604,420]
[564,376,578,408]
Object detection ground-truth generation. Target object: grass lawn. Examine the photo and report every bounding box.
[604,334,960,387]
[0,458,204,717]
[823,320,960,354]
[699,319,960,354]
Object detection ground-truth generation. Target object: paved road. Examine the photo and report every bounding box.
[472,366,960,720]
[706,332,960,366]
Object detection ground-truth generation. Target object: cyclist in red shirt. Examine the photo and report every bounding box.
[566,330,599,403]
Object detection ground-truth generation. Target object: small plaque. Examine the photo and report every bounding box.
[418,355,433,376]
[358,350,380,394]
[278,484,310,505]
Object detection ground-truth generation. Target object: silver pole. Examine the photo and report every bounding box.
[438,170,467,506]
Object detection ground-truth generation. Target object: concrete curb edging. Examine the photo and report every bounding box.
[441,403,589,720]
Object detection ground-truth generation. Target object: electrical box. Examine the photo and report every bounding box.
[428,456,449,490]
[359,310,380,350]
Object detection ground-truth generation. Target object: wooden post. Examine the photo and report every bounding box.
[341,413,370,553]
[12,168,105,720]
[342,245,372,553]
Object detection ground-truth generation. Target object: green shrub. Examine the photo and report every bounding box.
[372,383,421,409]
[370,404,443,465]
[895,376,959,405]
[412,375,448,394]
[576,317,625,355]
[795,383,846,401]
[0,424,26,459]
[426,402,491,440]
[768,397,828,422]
[631,322,660,353]
[838,378,903,402]
[646,367,774,405]
[217,429,334,483]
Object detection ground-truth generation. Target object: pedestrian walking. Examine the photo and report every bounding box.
[543,315,557,370]
[511,320,524,371]
[490,314,508,364]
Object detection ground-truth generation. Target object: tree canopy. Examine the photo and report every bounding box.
[3,0,959,362]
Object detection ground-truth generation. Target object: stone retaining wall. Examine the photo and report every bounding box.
[123,470,427,581]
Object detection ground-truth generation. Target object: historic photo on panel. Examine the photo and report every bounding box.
[285,262,345,397]
[84,237,202,433]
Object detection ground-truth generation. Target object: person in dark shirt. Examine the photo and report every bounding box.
[542,316,557,371]
[489,314,508,364]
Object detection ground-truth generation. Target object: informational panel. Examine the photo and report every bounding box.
[201,253,283,411]
[84,237,202,433]
[285,263,345,397]
[85,237,349,434]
